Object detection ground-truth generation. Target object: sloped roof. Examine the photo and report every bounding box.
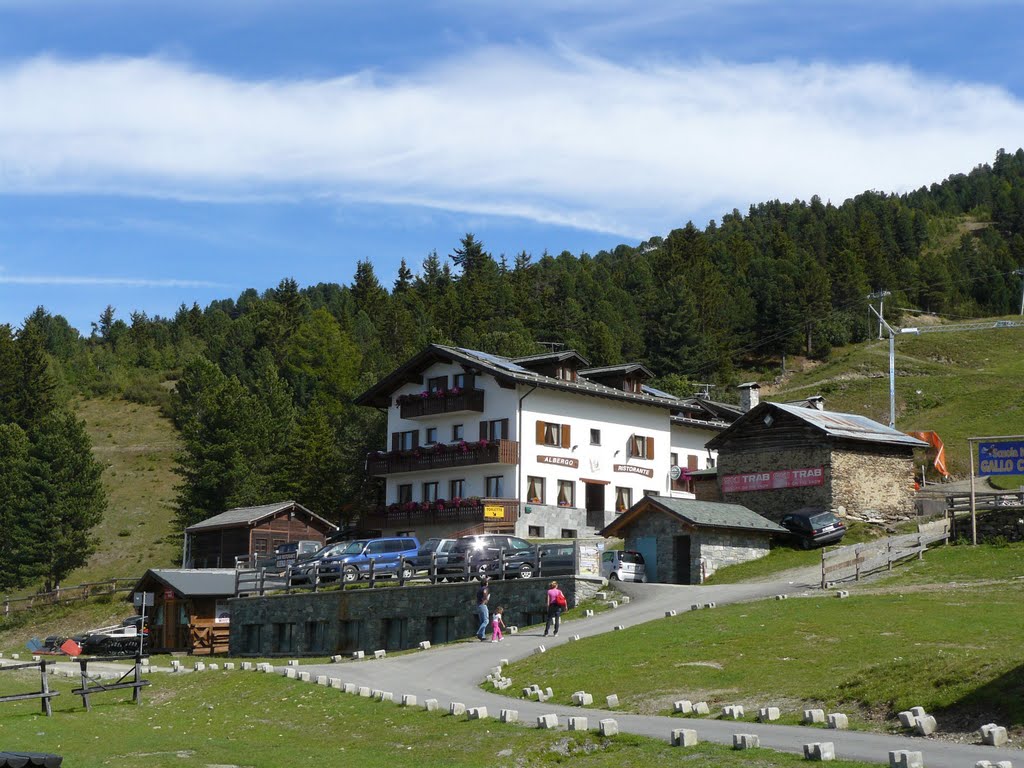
[706,402,929,451]
[185,501,336,533]
[580,362,654,379]
[601,496,785,537]
[135,568,237,597]
[354,344,683,410]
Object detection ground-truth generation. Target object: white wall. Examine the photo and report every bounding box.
[668,424,719,498]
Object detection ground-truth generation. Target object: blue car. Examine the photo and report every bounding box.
[319,537,420,582]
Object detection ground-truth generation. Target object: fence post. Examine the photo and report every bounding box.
[917,534,924,560]
[820,548,826,590]
[855,546,861,581]
[258,568,266,597]
[79,659,92,712]
[133,654,142,704]
[887,540,893,571]
[39,659,52,717]
[368,559,375,588]
[398,559,406,587]
[429,552,437,583]
[313,562,320,593]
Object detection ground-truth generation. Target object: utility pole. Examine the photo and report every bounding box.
[1014,269,1024,316]
[868,304,896,428]
[867,290,891,340]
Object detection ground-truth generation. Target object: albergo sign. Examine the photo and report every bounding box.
[721,466,824,493]
[537,455,579,469]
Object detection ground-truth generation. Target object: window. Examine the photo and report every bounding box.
[423,482,438,502]
[528,525,544,537]
[628,434,654,459]
[590,428,601,445]
[425,427,438,444]
[526,476,545,504]
[273,623,295,653]
[615,486,632,512]
[397,484,413,504]
[453,373,467,389]
[644,489,659,497]
[452,423,464,441]
[537,420,570,447]
[557,480,575,507]
[449,479,464,499]
[428,375,447,393]
[561,528,577,539]
[485,475,504,497]
[253,538,269,553]
[481,418,509,441]
[306,621,328,653]
[243,624,261,654]
[707,456,716,468]
[392,430,417,451]
[556,365,576,381]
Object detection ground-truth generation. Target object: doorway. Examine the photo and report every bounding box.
[585,482,606,528]
[633,536,658,582]
[673,535,692,584]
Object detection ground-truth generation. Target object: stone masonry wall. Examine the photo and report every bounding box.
[952,508,1024,543]
[697,530,771,581]
[716,444,833,521]
[228,576,597,657]
[621,511,686,584]
[829,448,916,521]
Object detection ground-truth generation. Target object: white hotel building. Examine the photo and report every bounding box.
[354,345,739,540]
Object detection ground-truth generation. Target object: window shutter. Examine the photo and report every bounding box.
[499,418,509,440]
[536,420,545,444]
[561,424,571,448]
[412,431,420,448]
[687,454,698,470]
[391,432,400,451]
[480,421,489,441]
[646,436,654,459]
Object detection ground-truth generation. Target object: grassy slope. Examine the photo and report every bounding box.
[497,544,1024,732]
[76,397,181,583]
[0,673,881,768]
[768,320,1024,477]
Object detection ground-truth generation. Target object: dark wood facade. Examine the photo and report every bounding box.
[133,569,237,654]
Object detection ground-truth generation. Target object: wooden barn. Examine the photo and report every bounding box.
[133,568,238,654]
[183,500,337,569]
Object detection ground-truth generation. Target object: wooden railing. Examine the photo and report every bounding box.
[73,655,149,711]
[820,520,950,588]
[0,659,59,716]
[398,389,485,419]
[945,491,1024,512]
[366,439,518,475]
[189,618,230,655]
[364,498,519,530]
[3,578,138,617]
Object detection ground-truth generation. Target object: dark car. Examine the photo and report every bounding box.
[289,541,352,584]
[407,537,457,581]
[444,534,538,580]
[779,508,846,549]
[317,536,420,583]
[537,543,577,577]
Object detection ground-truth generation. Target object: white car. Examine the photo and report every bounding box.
[600,550,646,582]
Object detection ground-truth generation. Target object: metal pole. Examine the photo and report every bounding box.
[888,330,896,428]
[968,439,977,546]
[1014,269,1024,316]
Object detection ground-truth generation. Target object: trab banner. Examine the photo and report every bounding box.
[978,441,1024,475]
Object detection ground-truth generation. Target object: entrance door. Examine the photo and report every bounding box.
[674,535,692,584]
[585,483,605,528]
[633,536,658,582]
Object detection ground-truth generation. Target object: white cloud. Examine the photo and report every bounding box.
[2,49,1023,236]
[0,273,224,288]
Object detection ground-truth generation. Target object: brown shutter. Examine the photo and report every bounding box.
[499,418,509,440]
[480,421,489,441]
[687,454,698,470]
[412,431,420,448]
[536,420,545,444]
[391,432,400,451]
[646,436,654,459]
[561,424,571,448]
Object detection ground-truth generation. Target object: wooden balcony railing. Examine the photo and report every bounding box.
[366,439,519,476]
[398,389,485,419]
[364,498,519,529]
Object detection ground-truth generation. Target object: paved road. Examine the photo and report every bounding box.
[298,568,1019,768]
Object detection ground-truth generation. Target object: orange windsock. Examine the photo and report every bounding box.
[908,431,949,478]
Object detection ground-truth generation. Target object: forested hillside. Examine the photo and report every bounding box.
[6,148,1024,551]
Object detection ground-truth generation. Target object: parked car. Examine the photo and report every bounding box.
[317,537,421,583]
[600,550,646,582]
[443,534,538,580]
[288,541,351,584]
[537,543,577,577]
[274,540,322,570]
[406,537,457,580]
[779,508,846,549]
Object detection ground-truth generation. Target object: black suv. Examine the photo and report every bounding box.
[407,537,457,581]
[444,534,538,579]
[779,508,846,549]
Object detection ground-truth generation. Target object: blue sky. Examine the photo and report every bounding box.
[2,0,1024,334]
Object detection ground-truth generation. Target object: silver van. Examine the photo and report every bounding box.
[600,550,646,582]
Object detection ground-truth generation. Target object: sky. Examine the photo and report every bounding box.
[2,1,1024,334]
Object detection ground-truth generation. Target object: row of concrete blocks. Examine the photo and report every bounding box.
[188,661,237,672]
[979,724,1009,748]
[975,761,1014,768]
[802,710,850,729]
[897,707,937,737]
[485,665,513,691]
[690,602,717,610]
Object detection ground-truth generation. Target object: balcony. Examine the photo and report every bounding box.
[398,388,485,419]
[364,497,519,530]
[366,438,519,476]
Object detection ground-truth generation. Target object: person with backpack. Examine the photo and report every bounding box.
[543,580,566,636]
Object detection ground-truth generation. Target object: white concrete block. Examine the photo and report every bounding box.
[606,694,619,708]
[980,724,1008,747]
[509,626,518,634]
[836,591,849,599]
[704,602,716,609]
[584,609,594,617]
[723,704,745,719]
[776,594,788,600]
[568,634,581,642]
[449,702,466,716]
[621,596,630,603]
[284,667,297,679]
[352,651,364,660]
[344,683,357,694]
[572,692,593,706]
[223,663,235,670]
[423,698,439,711]
[804,742,836,761]
[898,711,916,728]
[418,641,431,650]
[330,654,344,662]
[671,728,699,747]
[889,750,924,768]
[500,709,519,723]
[537,713,559,730]
[827,713,848,730]
[758,707,780,722]
[468,706,488,719]
[914,715,937,736]
[599,719,618,736]
[208,663,219,671]
[568,716,588,731]
[910,706,927,718]
[613,624,625,631]
[733,734,759,749]
[535,645,546,655]
[374,649,386,659]
[193,662,206,672]
[401,694,417,707]
[371,689,383,699]
[316,675,328,686]
[298,671,311,682]
[287,659,299,667]
[693,702,710,715]
[803,709,826,724]
[608,601,619,609]
[357,686,371,697]
[665,610,677,617]
[673,700,693,714]
[329,678,342,689]
[691,603,701,610]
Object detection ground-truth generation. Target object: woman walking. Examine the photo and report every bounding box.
[543,580,566,637]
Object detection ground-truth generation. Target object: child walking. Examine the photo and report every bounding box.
[490,606,506,642]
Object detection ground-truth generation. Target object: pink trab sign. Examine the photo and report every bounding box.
[721,466,824,493]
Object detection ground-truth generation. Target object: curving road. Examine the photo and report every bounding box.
[299,567,1020,768]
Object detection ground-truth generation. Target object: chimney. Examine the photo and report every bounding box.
[738,382,760,412]
[807,395,825,411]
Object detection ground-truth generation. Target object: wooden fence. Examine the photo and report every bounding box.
[820,519,950,589]
[2,578,138,617]
[189,618,230,655]
[72,655,149,711]
[0,659,59,716]
[945,491,1024,512]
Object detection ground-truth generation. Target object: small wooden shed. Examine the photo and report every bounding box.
[133,568,238,654]
[600,496,785,584]
[183,500,337,568]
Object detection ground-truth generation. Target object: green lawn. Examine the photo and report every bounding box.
[501,544,1024,730]
[0,671,881,768]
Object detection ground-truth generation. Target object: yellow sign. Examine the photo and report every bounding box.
[483,505,504,519]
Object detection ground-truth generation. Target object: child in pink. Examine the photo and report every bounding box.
[490,606,506,642]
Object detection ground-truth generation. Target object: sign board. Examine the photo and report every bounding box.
[132,591,155,609]
[721,466,824,494]
[978,441,1024,475]
[214,600,231,624]
[163,587,176,602]
[613,463,654,478]
[669,465,682,481]
[537,455,579,468]
[483,505,505,519]
[577,543,601,576]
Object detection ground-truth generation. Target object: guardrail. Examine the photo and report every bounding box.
[0,659,59,716]
[2,579,139,617]
[234,549,577,598]
[820,520,950,589]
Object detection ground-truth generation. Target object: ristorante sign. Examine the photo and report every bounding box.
[537,455,579,469]
[721,467,824,493]
[613,463,654,478]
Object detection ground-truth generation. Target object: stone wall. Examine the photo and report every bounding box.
[716,444,833,521]
[228,576,599,657]
[697,530,771,581]
[829,448,916,521]
[952,508,1024,543]
[516,504,604,539]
